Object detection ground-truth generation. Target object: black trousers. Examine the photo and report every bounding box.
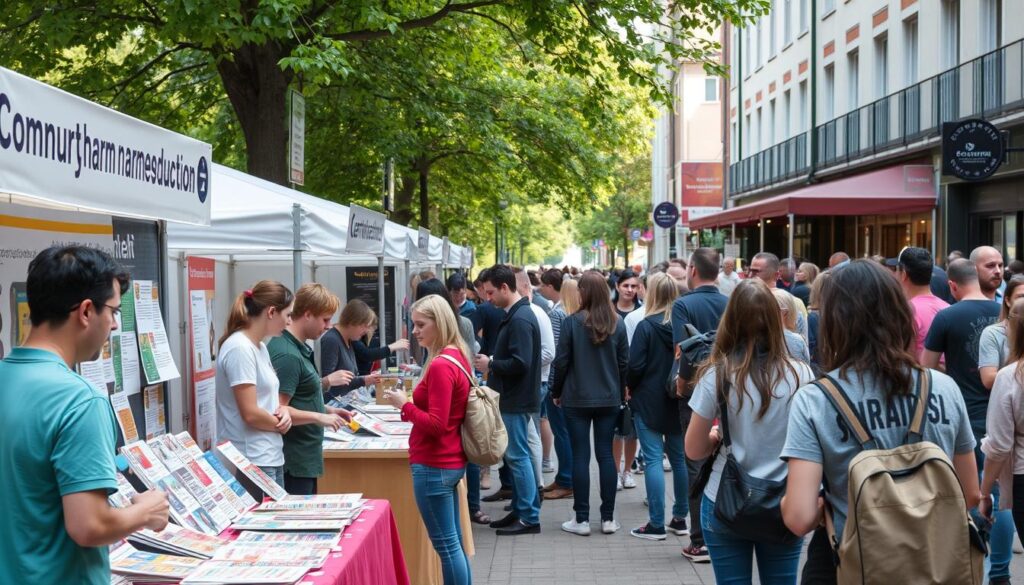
[284,473,318,496]
[678,401,705,546]
[800,527,837,585]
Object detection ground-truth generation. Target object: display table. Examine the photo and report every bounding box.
[322,449,474,585]
[219,499,409,585]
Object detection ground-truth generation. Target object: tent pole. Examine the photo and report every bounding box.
[177,252,191,435]
[759,219,765,252]
[731,223,737,245]
[378,255,387,369]
[931,207,937,259]
[788,213,795,260]
[291,203,302,292]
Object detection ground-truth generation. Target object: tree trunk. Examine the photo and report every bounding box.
[417,157,430,230]
[217,41,293,185]
[391,174,416,225]
[623,235,630,266]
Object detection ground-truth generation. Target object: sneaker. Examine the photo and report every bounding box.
[663,456,671,471]
[667,517,690,536]
[602,519,621,534]
[616,474,623,491]
[542,458,555,473]
[622,472,637,489]
[681,544,710,563]
[630,523,667,541]
[561,519,591,536]
[632,459,646,475]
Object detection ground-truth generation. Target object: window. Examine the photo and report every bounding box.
[823,0,835,13]
[799,81,808,131]
[756,18,764,67]
[800,0,809,32]
[904,17,919,86]
[823,65,835,120]
[731,121,738,160]
[731,29,739,79]
[754,108,762,151]
[768,99,776,146]
[744,114,752,156]
[745,26,752,73]
[874,35,888,98]
[848,50,859,112]
[704,77,719,101]
[783,90,791,139]
[981,0,1002,51]
[784,0,793,44]
[942,0,960,68]
[770,1,778,56]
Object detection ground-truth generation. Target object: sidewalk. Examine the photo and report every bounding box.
[469,459,1024,585]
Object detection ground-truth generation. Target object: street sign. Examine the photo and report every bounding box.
[289,90,305,186]
[942,119,1004,181]
[630,228,642,241]
[653,202,680,229]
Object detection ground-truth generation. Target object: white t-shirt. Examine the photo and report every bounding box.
[624,309,645,345]
[529,303,555,382]
[215,331,284,467]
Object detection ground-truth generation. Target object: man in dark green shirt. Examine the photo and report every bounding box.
[268,284,354,495]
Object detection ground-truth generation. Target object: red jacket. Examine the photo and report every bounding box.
[401,348,470,468]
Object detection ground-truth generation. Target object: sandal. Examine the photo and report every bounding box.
[471,510,492,524]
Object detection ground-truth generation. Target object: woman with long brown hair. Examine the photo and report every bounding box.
[781,260,979,583]
[551,271,629,536]
[685,278,814,582]
[216,280,294,490]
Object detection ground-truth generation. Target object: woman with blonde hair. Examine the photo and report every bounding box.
[561,278,581,315]
[772,288,810,363]
[627,273,690,540]
[791,262,819,308]
[216,280,294,491]
[383,294,472,585]
[320,300,381,400]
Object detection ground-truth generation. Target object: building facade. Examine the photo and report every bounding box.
[702,0,1024,267]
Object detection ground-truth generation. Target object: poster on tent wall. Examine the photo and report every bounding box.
[346,266,396,347]
[133,279,180,384]
[187,256,217,450]
[0,202,113,361]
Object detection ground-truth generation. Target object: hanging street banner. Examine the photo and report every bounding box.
[289,90,305,186]
[417,227,431,260]
[680,162,723,226]
[0,67,211,225]
[345,204,386,255]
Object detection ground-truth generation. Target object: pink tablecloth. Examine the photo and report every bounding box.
[223,499,410,585]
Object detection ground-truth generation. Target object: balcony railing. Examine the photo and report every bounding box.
[729,37,1024,196]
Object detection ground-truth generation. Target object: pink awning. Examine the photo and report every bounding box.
[690,163,936,230]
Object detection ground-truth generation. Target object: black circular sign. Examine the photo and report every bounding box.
[196,156,210,203]
[653,201,680,229]
[942,119,1004,181]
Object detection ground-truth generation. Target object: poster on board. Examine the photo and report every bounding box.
[133,280,180,384]
[345,266,396,347]
[187,256,217,450]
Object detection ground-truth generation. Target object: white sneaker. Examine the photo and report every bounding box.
[616,474,623,491]
[602,519,621,534]
[561,519,591,536]
[622,471,637,489]
[663,456,671,471]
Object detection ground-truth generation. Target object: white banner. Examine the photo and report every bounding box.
[289,91,305,186]
[417,227,430,260]
[0,67,212,225]
[345,204,386,255]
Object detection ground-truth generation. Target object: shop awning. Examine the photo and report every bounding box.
[690,163,936,230]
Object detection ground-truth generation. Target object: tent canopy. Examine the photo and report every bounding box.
[691,163,936,229]
[167,164,469,265]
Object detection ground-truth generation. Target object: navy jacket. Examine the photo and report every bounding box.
[488,297,542,414]
[472,301,505,355]
[550,312,629,409]
[671,285,728,345]
[627,315,681,435]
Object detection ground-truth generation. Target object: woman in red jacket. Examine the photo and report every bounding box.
[383,294,472,585]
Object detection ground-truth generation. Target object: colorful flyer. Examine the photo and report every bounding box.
[132,280,180,384]
[143,384,166,439]
[110,391,139,443]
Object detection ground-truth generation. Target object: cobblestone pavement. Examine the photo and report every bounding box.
[468,458,1024,585]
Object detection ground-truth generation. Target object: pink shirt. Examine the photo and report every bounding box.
[909,294,950,358]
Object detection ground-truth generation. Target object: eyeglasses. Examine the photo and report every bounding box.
[748,268,762,275]
[67,302,121,317]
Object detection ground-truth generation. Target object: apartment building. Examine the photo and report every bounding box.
[698,0,1024,265]
[650,28,724,262]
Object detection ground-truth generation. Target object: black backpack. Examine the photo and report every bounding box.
[666,323,716,399]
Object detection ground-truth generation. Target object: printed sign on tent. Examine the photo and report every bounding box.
[345,204,386,255]
[187,256,217,450]
[418,227,430,260]
[442,237,451,266]
[0,67,212,225]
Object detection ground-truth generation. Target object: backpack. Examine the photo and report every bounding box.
[438,354,508,466]
[814,371,986,585]
[667,323,716,399]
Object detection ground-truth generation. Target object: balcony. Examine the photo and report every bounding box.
[729,37,1024,196]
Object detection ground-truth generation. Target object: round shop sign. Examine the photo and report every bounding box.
[942,119,1004,181]
[653,202,680,229]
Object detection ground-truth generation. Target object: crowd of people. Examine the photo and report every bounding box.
[8,240,1024,585]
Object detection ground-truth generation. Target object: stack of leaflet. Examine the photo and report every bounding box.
[179,562,309,585]
[120,442,221,535]
[109,542,204,583]
[129,524,229,560]
[357,404,405,422]
[230,494,366,532]
[352,411,412,436]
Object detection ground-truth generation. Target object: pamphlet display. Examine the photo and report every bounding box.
[215,441,289,501]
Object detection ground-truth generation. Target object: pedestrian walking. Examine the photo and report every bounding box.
[551,271,629,536]
[538,268,573,500]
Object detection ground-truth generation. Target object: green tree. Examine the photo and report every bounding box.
[575,154,651,266]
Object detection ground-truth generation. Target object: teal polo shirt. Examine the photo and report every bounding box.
[0,347,119,585]
[268,331,326,478]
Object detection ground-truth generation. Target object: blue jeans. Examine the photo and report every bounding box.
[501,413,541,525]
[976,446,1014,580]
[701,496,802,585]
[465,463,481,514]
[634,414,688,528]
[564,406,619,522]
[411,464,471,585]
[544,391,573,488]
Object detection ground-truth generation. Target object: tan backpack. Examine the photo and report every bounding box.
[815,370,986,585]
[438,354,508,466]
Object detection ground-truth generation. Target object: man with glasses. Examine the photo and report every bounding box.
[748,252,781,285]
[0,246,170,584]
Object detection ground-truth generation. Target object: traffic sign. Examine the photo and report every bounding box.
[630,228,642,241]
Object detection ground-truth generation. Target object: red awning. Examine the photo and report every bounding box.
[690,163,937,230]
